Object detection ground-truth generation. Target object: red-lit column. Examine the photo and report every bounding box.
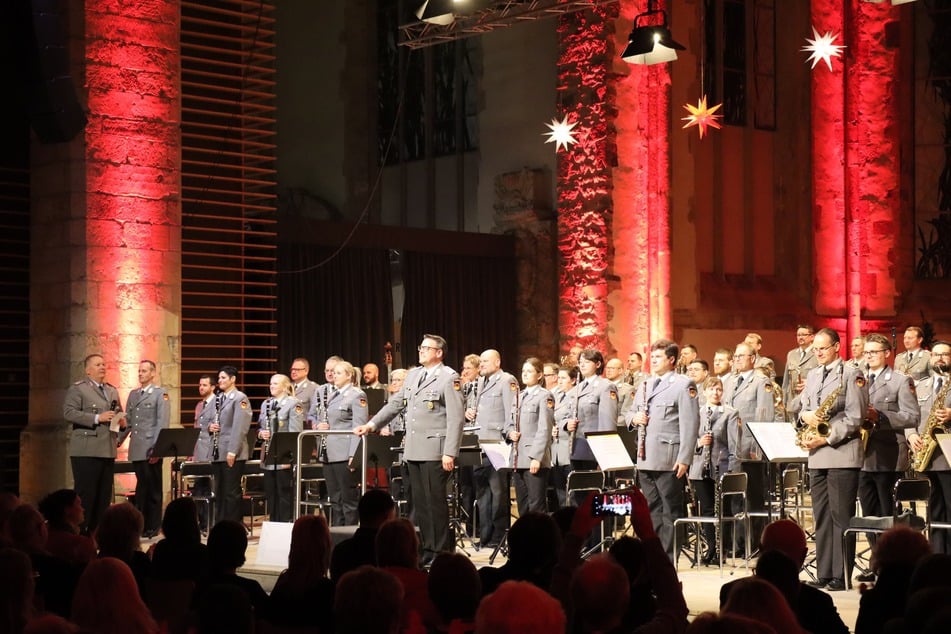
[556,3,620,355]
[613,0,673,352]
[22,1,181,501]
[811,0,899,343]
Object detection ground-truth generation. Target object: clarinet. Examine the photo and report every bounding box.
[568,386,579,457]
[636,380,649,460]
[316,387,329,463]
[700,406,714,480]
[212,392,222,461]
[512,388,522,468]
[261,398,277,459]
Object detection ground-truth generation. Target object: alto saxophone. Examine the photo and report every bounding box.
[911,376,951,472]
[795,379,843,449]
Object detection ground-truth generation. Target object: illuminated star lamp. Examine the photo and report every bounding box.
[621,2,685,65]
[802,26,846,71]
[681,95,722,139]
[543,115,578,152]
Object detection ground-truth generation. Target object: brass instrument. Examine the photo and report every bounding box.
[911,375,951,472]
[795,372,843,449]
[860,417,876,453]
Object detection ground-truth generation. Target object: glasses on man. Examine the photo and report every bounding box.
[862,349,886,356]
[732,354,751,360]
[417,345,438,353]
[290,366,306,372]
[814,345,836,353]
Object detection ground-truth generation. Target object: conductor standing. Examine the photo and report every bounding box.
[355,334,464,564]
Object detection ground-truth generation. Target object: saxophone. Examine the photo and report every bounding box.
[795,379,843,449]
[911,376,951,472]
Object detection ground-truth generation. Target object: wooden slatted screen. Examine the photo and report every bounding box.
[180,0,278,403]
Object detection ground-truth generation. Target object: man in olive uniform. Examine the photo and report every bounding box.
[119,360,170,537]
[898,326,932,382]
[64,353,124,534]
[208,365,253,524]
[356,334,465,565]
[782,325,818,408]
[289,357,319,416]
[789,328,868,591]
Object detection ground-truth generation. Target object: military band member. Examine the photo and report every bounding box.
[543,363,560,391]
[627,339,700,559]
[782,325,818,410]
[688,377,737,565]
[605,358,634,426]
[289,357,319,417]
[318,361,366,526]
[355,334,465,564]
[685,361,710,406]
[191,375,216,529]
[208,365,253,524]
[898,326,932,382]
[64,353,124,534]
[362,363,386,392]
[627,352,646,390]
[258,374,304,522]
[306,355,344,428]
[907,342,951,554]
[468,349,519,547]
[792,328,868,591]
[118,360,170,537]
[379,369,409,436]
[505,358,554,515]
[712,348,733,380]
[847,336,869,373]
[549,365,578,510]
[565,349,618,472]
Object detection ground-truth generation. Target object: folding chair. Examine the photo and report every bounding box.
[673,471,750,574]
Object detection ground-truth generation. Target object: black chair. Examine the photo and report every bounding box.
[673,471,750,574]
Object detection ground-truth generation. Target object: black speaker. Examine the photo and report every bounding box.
[5,0,87,144]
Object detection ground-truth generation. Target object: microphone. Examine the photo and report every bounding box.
[110,399,118,411]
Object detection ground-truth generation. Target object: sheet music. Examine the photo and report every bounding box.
[480,440,512,470]
[936,432,951,462]
[255,521,293,568]
[746,422,808,462]
[586,432,635,471]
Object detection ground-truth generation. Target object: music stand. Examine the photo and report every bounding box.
[350,434,398,473]
[364,389,386,416]
[264,431,301,467]
[151,428,200,461]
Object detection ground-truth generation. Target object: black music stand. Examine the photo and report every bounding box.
[350,434,398,474]
[264,431,301,467]
[151,428,200,461]
[364,389,386,416]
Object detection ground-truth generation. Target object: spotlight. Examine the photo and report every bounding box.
[621,4,685,65]
[861,0,917,4]
[416,0,462,25]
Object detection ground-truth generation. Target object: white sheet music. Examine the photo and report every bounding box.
[746,422,808,462]
[255,521,293,568]
[586,433,635,471]
[936,432,951,462]
[480,440,512,470]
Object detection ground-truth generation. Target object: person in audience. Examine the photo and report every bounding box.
[0,547,35,634]
[550,488,688,633]
[609,536,658,630]
[478,511,561,596]
[570,554,631,634]
[428,552,481,634]
[191,584,255,634]
[719,519,849,634]
[71,557,159,634]
[193,520,270,621]
[376,517,437,630]
[149,496,209,582]
[474,580,565,634]
[686,612,775,634]
[335,565,403,634]
[854,525,932,634]
[95,502,150,597]
[268,514,334,632]
[8,504,81,618]
[722,577,805,634]
[37,490,96,566]
[0,492,20,547]
[329,488,396,582]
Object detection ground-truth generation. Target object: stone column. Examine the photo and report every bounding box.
[21,0,181,503]
[493,168,558,362]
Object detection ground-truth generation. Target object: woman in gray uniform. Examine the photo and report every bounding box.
[317,360,367,525]
[257,373,304,522]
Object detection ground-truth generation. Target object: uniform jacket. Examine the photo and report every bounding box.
[292,380,319,420]
[474,371,519,441]
[689,403,737,480]
[193,396,215,461]
[723,370,776,461]
[864,367,918,472]
[259,395,305,469]
[119,384,170,461]
[306,383,334,426]
[797,361,868,469]
[504,386,554,469]
[783,346,819,409]
[324,386,367,462]
[613,380,634,426]
[568,375,618,462]
[913,375,951,472]
[628,372,700,471]
[897,349,931,382]
[213,389,253,461]
[551,387,575,467]
[370,364,465,462]
[64,378,122,459]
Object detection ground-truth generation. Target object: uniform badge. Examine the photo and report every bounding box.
[240,400,249,409]
[546,397,554,410]
[427,401,435,410]
[510,381,518,393]
[764,383,773,393]
[452,378,461,391]
[163,392,169,401]
[855,376,867,388]
[609,390,617,400]
[359,397,367,408]
[688,385,698,398]
[295,404,303,414]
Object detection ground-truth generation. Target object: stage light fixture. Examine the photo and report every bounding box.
[861,0,918,4]
[416,0,462,25]
[621,3,685,65]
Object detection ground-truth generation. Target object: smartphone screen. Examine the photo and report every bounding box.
[591,491,633,516]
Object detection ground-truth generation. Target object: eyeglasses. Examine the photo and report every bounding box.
[290,367,306,372]
[417,345,438,353]
[934,352,951,358]
[863,350,886,356]
[814,344,836,353]
[732,354,752,360]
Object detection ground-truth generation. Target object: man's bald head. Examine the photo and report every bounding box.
[479,350,502,377]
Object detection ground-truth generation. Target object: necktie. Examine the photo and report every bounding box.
[650,377,660,394]
[908,352,914,364]
[936,377,943,395]
[799,348,805,362]
[98,383,107,399]
[330,388,340,402]
[559,392,566,404]
[868,373,876,386]
[822,367,830,383]
[735,375,744,390]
